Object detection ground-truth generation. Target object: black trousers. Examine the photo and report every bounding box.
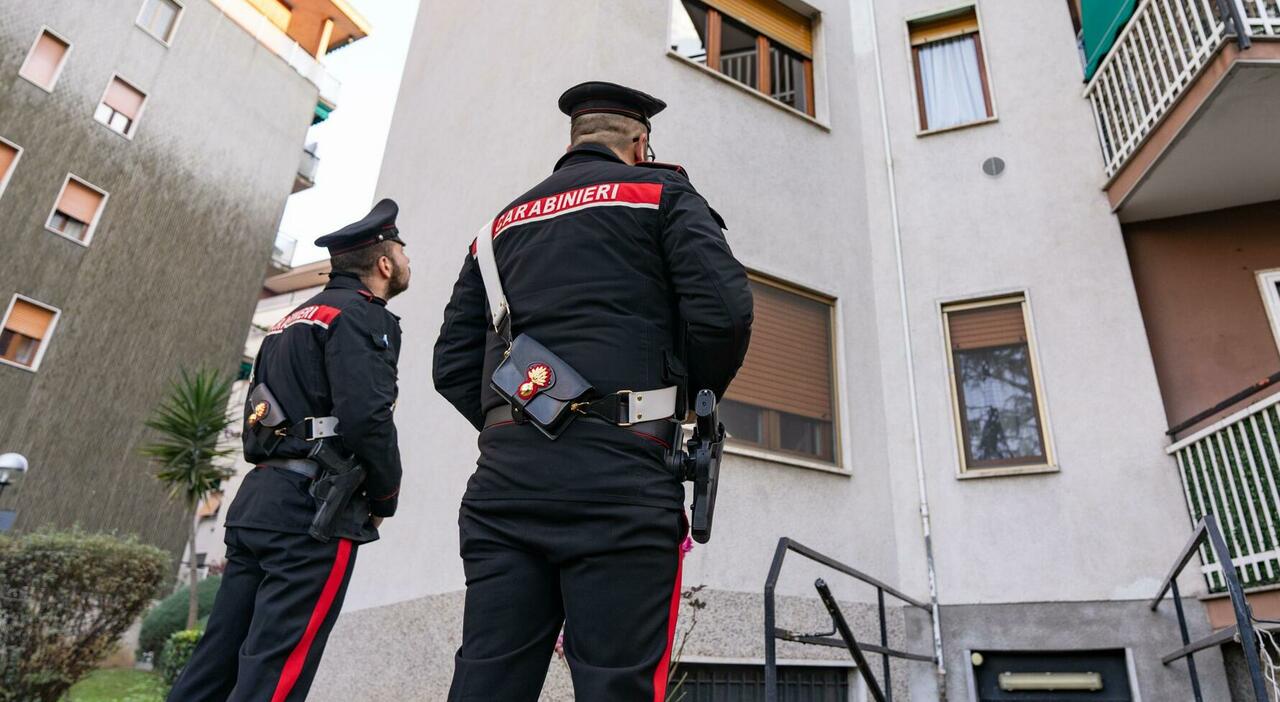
[166,527,357,702]
[448,499,686,702]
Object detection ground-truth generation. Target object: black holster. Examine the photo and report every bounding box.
[307,439,366,543]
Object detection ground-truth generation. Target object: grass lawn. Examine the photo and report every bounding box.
[62,668,166,702]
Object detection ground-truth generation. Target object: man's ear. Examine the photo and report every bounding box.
[378,254,393,279]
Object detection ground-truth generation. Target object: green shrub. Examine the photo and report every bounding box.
[0,529,168,702]
[137,576,220,658]
[158,629,202,686]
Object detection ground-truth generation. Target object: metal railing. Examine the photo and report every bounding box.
[1152,513,1269,701]
[1082,0,1275,178]
[271,233,297,269]
[298,144,320,184]
[764,538,936,702]
[206,0,342,105]
[1169,390,1280,590]
[720,48,757,88]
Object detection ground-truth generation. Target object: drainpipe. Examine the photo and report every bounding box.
[858,0,947,691]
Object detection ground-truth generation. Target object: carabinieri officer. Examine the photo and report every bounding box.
[168,199,409,702]
[434,81,753,701]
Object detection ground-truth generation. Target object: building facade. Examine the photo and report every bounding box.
[292,0,1276,700]
[0,0,364,559]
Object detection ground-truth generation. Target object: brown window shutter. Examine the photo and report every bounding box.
[5,300,56,340]
[909,9,979,47]
[20,31,69,87]
[104,78,146,119]
[57,179,104,223]
[703,0,813,57]
[0,142,17,179]
[726,281,833,420]
[947,302,1026,350]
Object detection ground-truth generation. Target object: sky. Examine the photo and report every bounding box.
[278,0,422,265]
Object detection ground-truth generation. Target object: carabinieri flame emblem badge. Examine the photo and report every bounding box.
[518,363,554,400]
[247,401,269,427]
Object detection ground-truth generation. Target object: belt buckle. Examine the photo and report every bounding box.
[615,390,634,427]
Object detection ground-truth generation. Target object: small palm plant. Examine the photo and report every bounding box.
[140,367,235,630]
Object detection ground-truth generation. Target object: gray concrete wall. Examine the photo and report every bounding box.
[920,599,1232,701]
[0,0,316,557]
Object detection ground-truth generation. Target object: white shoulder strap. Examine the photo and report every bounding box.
[473,219,511,339]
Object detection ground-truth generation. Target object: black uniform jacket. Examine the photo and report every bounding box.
[433,144,753,509]
[227,272,403,542]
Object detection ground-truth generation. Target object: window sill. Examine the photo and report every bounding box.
[44,226,91,247]
[916,115,998,138]
[136,25,175,48]
[19,74,57,95]
[724,442,849,476]
[956,463,1059,480]
[0,358,38,374]
[666,51,830,132]
[95,119,136,142]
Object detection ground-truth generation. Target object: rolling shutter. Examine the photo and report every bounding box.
[57,178,105,223]
[703,0,814,56]
[104,78,146,119]
[726,280,833,420]
[5,300,56,340]
[947,301,1026,350]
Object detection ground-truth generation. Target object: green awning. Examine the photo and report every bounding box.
[312,102,333,125]
[1082,0,1137,80]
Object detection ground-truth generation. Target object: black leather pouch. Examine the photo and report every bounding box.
[491,333,594,439]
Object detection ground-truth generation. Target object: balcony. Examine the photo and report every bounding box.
[206,0,346,107]
[1083,0,1280,222]
[1168,389,1280,593]
[293,143,319,193]
[269,233,297,275]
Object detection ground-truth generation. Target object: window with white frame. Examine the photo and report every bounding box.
[721,275,839,464]
[18,28,71,92]
[1259,269,1280,356]
[942,294,1053,475]
[137,0,183,44]
[1,296,60,371]
[95,76,148,138]
[47,175,108,245]
[0,138,21,200]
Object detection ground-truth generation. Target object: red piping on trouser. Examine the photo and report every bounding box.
[270,538,352,702]
[651,529,685,701]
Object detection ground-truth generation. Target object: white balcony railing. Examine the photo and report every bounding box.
[1084,0,1279,179]
[1169,391,1280,591]
[206,0,342,106]
[271,233,297,269]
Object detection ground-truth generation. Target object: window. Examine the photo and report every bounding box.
[0,138,21,200]
[722,277,837,464]
[670,0,816,116]
[46,175,108,245]
[674,663,853,700]
[95,76,148,138]
[1259,269,1280,356]
[19,28,71,92]
[908,7,994,132]
[136,0,183,45]
[942,295,1053,475]
[0,297,60,371]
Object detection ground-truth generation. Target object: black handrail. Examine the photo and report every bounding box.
[764,538,935,702]
[1166,371,1280,438]
[1152,514,1268,701]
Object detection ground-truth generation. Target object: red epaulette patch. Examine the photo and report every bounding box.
[357,290,374,301]
[266,305,341,336]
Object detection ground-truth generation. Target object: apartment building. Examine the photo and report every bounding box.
[296,0,1274,700]
[0,0,366,559]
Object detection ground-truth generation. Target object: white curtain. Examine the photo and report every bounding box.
[918,35,986,130]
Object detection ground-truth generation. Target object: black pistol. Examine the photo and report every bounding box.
[671,389,725,544]
[306,439,366,543]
